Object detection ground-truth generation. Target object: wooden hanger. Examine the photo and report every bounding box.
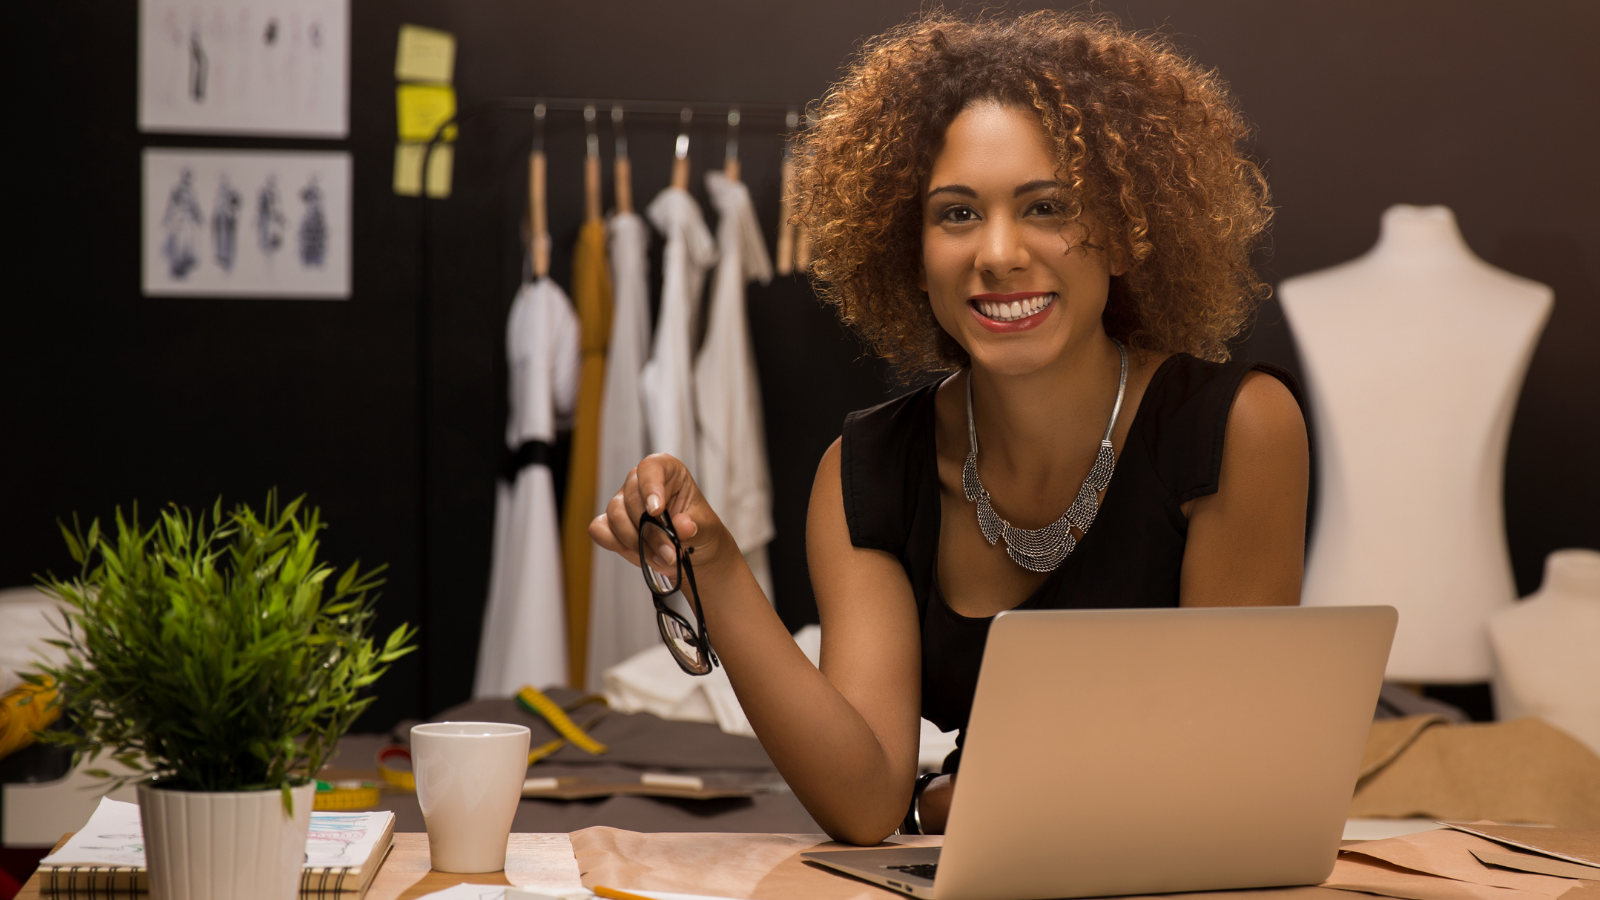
[612,104,633,215]
[723,108,741,183]
[671,107,691,191]
[775,109,799,275]
[583,105,602,223]
[529,103,550,279]
[793,110,817,272]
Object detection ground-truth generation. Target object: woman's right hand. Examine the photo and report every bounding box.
[589,453,737,580]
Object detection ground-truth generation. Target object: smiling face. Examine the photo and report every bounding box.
[920,101,1120,377]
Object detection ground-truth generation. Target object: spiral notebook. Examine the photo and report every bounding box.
[38,797,395,898]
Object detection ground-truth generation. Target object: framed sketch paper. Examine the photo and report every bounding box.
[139,0,349,137]
[143,149,351,299]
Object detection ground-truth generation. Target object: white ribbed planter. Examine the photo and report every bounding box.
[137,782,315,900]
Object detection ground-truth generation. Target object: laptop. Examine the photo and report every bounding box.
[803,605,1396,900]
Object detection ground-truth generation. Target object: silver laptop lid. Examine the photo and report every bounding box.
[936,605,1395,900]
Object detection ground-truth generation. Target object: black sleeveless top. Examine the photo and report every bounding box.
[839,354,1303,772]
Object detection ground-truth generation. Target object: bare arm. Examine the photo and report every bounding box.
[589,443,922,844]
[1179,371,1310,607]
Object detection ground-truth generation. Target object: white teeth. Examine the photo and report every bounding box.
[977,294,1055,322]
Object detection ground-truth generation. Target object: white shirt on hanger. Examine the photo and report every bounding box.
[640,187,716,475]
[586,211,661,690]
[695,170,776,601]
[475,277,580,697]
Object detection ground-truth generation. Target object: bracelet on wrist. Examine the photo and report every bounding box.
[901,772,940,836]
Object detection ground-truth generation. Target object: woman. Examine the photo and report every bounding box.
[591,11,1309,845]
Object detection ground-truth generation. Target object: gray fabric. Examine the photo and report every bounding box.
[1374,682,1471,724]
[330,691,820,835]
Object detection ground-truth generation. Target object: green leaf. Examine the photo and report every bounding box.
[34,493,412,793]
[58,520,85,565]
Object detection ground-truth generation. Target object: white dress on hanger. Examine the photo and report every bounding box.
[696,171,776,601]
[585,212,660,690]
[639,187,716,475]
[474,277,581,698]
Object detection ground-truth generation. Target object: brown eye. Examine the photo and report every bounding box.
[940,205,978,224]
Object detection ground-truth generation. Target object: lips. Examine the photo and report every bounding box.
[970,292,1056,324]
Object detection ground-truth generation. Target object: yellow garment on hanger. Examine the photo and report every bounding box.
[0,676,61,762]
[561,219,613,688]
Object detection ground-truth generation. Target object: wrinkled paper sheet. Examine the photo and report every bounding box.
[1328,827,1587,900]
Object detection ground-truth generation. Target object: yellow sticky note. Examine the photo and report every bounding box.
[394,143,453,198]
[397,84,457,143]
[395,24,456,84]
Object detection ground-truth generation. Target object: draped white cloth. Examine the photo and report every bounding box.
[585,212,661,690]
[475,277,580,697]
[639,187,716,475]
[695,171,776,601]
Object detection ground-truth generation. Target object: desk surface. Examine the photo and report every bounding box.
[17,832,585,900]
[17,831,1361,900]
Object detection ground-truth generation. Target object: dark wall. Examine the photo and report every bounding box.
[6,1,1597,729]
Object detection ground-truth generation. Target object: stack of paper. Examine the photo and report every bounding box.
[1326,823,1600,900]
[39,797,395,898]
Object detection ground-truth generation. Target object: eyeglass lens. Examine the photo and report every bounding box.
[639,519,680,594]
[657,608,710,674]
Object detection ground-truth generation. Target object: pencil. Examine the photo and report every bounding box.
[593,886,658,900]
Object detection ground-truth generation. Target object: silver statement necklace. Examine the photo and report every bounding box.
[961,339,1129,573]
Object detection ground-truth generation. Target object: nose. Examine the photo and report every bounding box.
[974,216,1029,280]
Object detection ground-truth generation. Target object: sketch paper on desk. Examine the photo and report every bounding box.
[143,149,350,298]
[139,0,349,137]
[41,797,393,869]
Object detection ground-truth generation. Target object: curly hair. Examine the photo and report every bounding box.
[792,10,1272,377]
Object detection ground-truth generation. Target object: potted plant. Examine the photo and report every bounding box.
[30,493,415,900]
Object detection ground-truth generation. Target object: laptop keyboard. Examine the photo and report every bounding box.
[887,863,938,881]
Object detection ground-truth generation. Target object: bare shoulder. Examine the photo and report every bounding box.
[1226,370,1308,457]
[1180,371,1308,607]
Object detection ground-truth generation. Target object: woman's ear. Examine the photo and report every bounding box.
[917,259,928,293]
[1108,240,1131,278]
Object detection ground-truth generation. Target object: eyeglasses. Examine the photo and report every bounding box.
[638,510,718,676]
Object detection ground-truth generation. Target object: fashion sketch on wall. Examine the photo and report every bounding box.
[139,0,349,137]
[142,149,351,298]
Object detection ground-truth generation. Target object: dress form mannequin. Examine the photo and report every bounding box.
[1280,205,1552,682]
[1490,549,1600,754]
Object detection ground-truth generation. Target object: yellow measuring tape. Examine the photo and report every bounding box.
[313,779,382,810]
[376,687,609,791]
[516,686,609,756]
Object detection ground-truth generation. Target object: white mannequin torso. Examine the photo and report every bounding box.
[1281,205,1552,682]
[1490,549,1600,753]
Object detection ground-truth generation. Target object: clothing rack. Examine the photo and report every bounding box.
[413,95,807,714]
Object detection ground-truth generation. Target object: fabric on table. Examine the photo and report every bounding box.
[694,171,776,602]
[331,687,823,836]
[475,278,581,697]
[429,693,775,771]
[1362,714,1453,778]
[1375,683,1472,723]
[562,219,615,689]
[587,211,659,692]
[640,187,715,475]
[1352,716,1600,827]
[569,827,941,900]
[604,626,821,739]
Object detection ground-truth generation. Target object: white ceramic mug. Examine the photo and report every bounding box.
[411,721,530,873]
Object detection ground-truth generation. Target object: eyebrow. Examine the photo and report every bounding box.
[925,179,1065,201]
